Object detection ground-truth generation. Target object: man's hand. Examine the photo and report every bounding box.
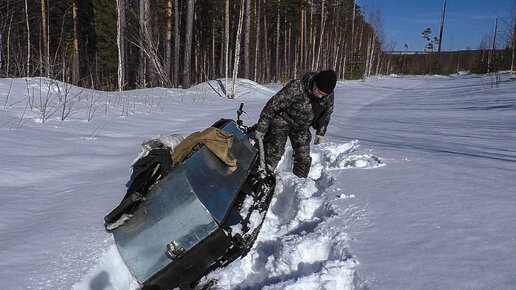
[314,135,324,145]
[255,130,265,140]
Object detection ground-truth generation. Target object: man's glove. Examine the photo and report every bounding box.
[255,130,265,140]
[314,135,324,145]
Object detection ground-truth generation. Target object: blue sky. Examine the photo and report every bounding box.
[357,0,516,51]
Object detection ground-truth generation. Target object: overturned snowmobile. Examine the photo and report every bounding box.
[104,105,276,289]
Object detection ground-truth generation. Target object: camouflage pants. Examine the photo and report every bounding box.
[263,116,312,178]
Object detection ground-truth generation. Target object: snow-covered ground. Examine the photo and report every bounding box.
[0,72,515,290]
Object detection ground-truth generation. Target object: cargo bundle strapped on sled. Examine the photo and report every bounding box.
[104,104,276,289]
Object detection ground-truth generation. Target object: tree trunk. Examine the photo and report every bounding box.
[225,0,229,97]
[286,22,290,78]
[264,11,270,82]
[140,1,169,87]
[211,22,216,78]
[310,4,316,70]
[253,0,259,81]
[6,13,13,76]
[364,36,370,76]
[254,0,261,81]
[173,0,180,87]
[219,41,224,76]
[231,1,245,99]
[0,30,2,77]
[183,0,195,88]
[194,8,199,84]
[165,0,172,81]
[139,0,146,87]
[117,0,126,91]
[294,31,298,78]
[62,38,66,83]
[72,1,80,85]
[332,9,340,72]
[0,26,3,76]
[40,0,49,77]
[304,9,308,70]
[350,0,356,63]
[358,22,364,52]
[144,0,154,85]
[300,9,304,70]
[511,15,516,72]
[315,0,325,71]
[437,0,447,66]
[243,0,251,79]
[275,0,280,81]
[25,0,30,77]
[366,34,375,76]
[488,18,498,73]
[375,53,381,76]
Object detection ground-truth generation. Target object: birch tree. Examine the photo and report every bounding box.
[117,0,126,91]
[24,0,30,77]
[231,1,245,99]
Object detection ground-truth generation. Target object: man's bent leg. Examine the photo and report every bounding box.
[289,129,312,178]
[263,116,289,170]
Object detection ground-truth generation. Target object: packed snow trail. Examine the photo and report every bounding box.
[72,140,382,290]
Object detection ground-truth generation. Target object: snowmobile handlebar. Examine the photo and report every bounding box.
[237,103,246,131]
[237,103,244,124]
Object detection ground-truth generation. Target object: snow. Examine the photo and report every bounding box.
[1,73,515,290]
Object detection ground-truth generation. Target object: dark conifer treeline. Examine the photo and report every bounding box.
[0,0,387,90]
[388,46,513,75]
[389,49,514,75]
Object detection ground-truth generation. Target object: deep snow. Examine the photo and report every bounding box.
[0,72,515,290]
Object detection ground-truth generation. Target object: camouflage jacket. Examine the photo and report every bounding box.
[256,72,334,136]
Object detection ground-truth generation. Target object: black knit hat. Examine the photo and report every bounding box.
[314,70,337,94]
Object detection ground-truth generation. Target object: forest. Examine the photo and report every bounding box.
[0,0,514,92]
[0,0,386,92]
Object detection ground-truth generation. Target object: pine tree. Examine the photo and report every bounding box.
[183,0,195,88]
[93,0,118,88]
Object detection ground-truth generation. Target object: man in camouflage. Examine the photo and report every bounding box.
[255,70,336,178]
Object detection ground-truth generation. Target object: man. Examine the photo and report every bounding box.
[254,70,336,178]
